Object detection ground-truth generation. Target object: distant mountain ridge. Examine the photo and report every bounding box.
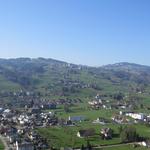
[0,58,149,69]
[0,58,149,96]
[102,62,150,70]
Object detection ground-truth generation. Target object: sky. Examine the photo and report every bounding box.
[0,0,150,66]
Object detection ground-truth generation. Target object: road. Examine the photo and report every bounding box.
[93,142,136,149]
[74,142,139,150]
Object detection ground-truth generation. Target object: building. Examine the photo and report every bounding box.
[68,116,85,122]
[100,128,113,139]
[16,141,34,150]
[126,113,145,120]
[77,129,95,138]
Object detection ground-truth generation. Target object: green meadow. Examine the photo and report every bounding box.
[38,104,150,149]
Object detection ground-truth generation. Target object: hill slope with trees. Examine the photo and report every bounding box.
[0,58,149,97]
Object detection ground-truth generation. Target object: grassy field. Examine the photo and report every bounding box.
[53,105,118,120]
[37,124,121,148]
[38,100,150,149]
[37,119,150,148]
[38,123,150,148]
[0,75,21,91]
[37,83,150,149]
[38,107,122,148]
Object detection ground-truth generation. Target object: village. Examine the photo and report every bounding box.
[0,90,85,149]
[0,90,150,149]
[88,94,150,125]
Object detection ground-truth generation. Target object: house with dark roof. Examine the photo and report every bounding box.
[77,129,95,138]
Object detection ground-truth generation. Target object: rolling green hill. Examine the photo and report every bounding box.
[0,58,149,97]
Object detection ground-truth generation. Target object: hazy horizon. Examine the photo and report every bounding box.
[0,57,150,68]
[1,0,150,66]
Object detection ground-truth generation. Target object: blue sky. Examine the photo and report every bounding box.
[0,0,150,66]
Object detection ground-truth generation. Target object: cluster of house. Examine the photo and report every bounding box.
[93,117,111,125]
[112,114,131,124]
[0,105,91,149]
[0,89,83,111]
[88,93,129,110]
[111,111,150,124]
[88,93,140,111]
[124,111,150,123]
[88,99,105,109]
[93,115,132,125]
[1,127,49,150]
[0,107,54,149]
[88,94,111,110]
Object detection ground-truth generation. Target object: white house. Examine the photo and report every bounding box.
[126,113,145,120]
